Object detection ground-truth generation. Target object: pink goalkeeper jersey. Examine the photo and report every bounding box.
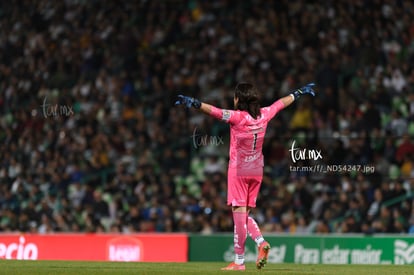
[210,99,286,173]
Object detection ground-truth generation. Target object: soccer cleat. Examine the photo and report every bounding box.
[256,241,270,269]
[221,262,246,271]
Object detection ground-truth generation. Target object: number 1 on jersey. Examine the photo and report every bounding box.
[252,133,258,151]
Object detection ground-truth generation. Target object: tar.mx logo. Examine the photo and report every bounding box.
[40,96,74,118]
[289,140,322,163]
[190,127,224,149]
[394,240,414,264]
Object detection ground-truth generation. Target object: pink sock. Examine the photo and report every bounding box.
[233,211,248,255]
[247,216,264,245]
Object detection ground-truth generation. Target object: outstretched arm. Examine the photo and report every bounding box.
[265,83,316,118]
[278,88,313,108]
[281,82,316,107]
[280,94,295,108]
[175,95,214,114]
[175,96,225,120]
[198,102,228,121]
[175,82,316,117]
[199,102,215,116]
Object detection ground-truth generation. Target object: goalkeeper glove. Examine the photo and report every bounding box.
[292,83,316,100]
[175,95,201,109]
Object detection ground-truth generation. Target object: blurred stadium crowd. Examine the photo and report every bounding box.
[2,0,414,235]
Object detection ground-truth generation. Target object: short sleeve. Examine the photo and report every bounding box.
[210,106,242,124]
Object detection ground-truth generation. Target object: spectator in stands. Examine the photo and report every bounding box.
[367,188,383,222]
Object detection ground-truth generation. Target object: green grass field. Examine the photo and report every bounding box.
[0,261,413,275]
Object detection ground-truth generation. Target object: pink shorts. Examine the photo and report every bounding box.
[227,168,263,208]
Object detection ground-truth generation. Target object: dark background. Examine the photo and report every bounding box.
[1,0,414,235]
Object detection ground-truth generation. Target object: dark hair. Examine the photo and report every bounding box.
[234,83,261,119]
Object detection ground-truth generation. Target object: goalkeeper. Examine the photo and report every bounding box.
[176,83,316,270]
